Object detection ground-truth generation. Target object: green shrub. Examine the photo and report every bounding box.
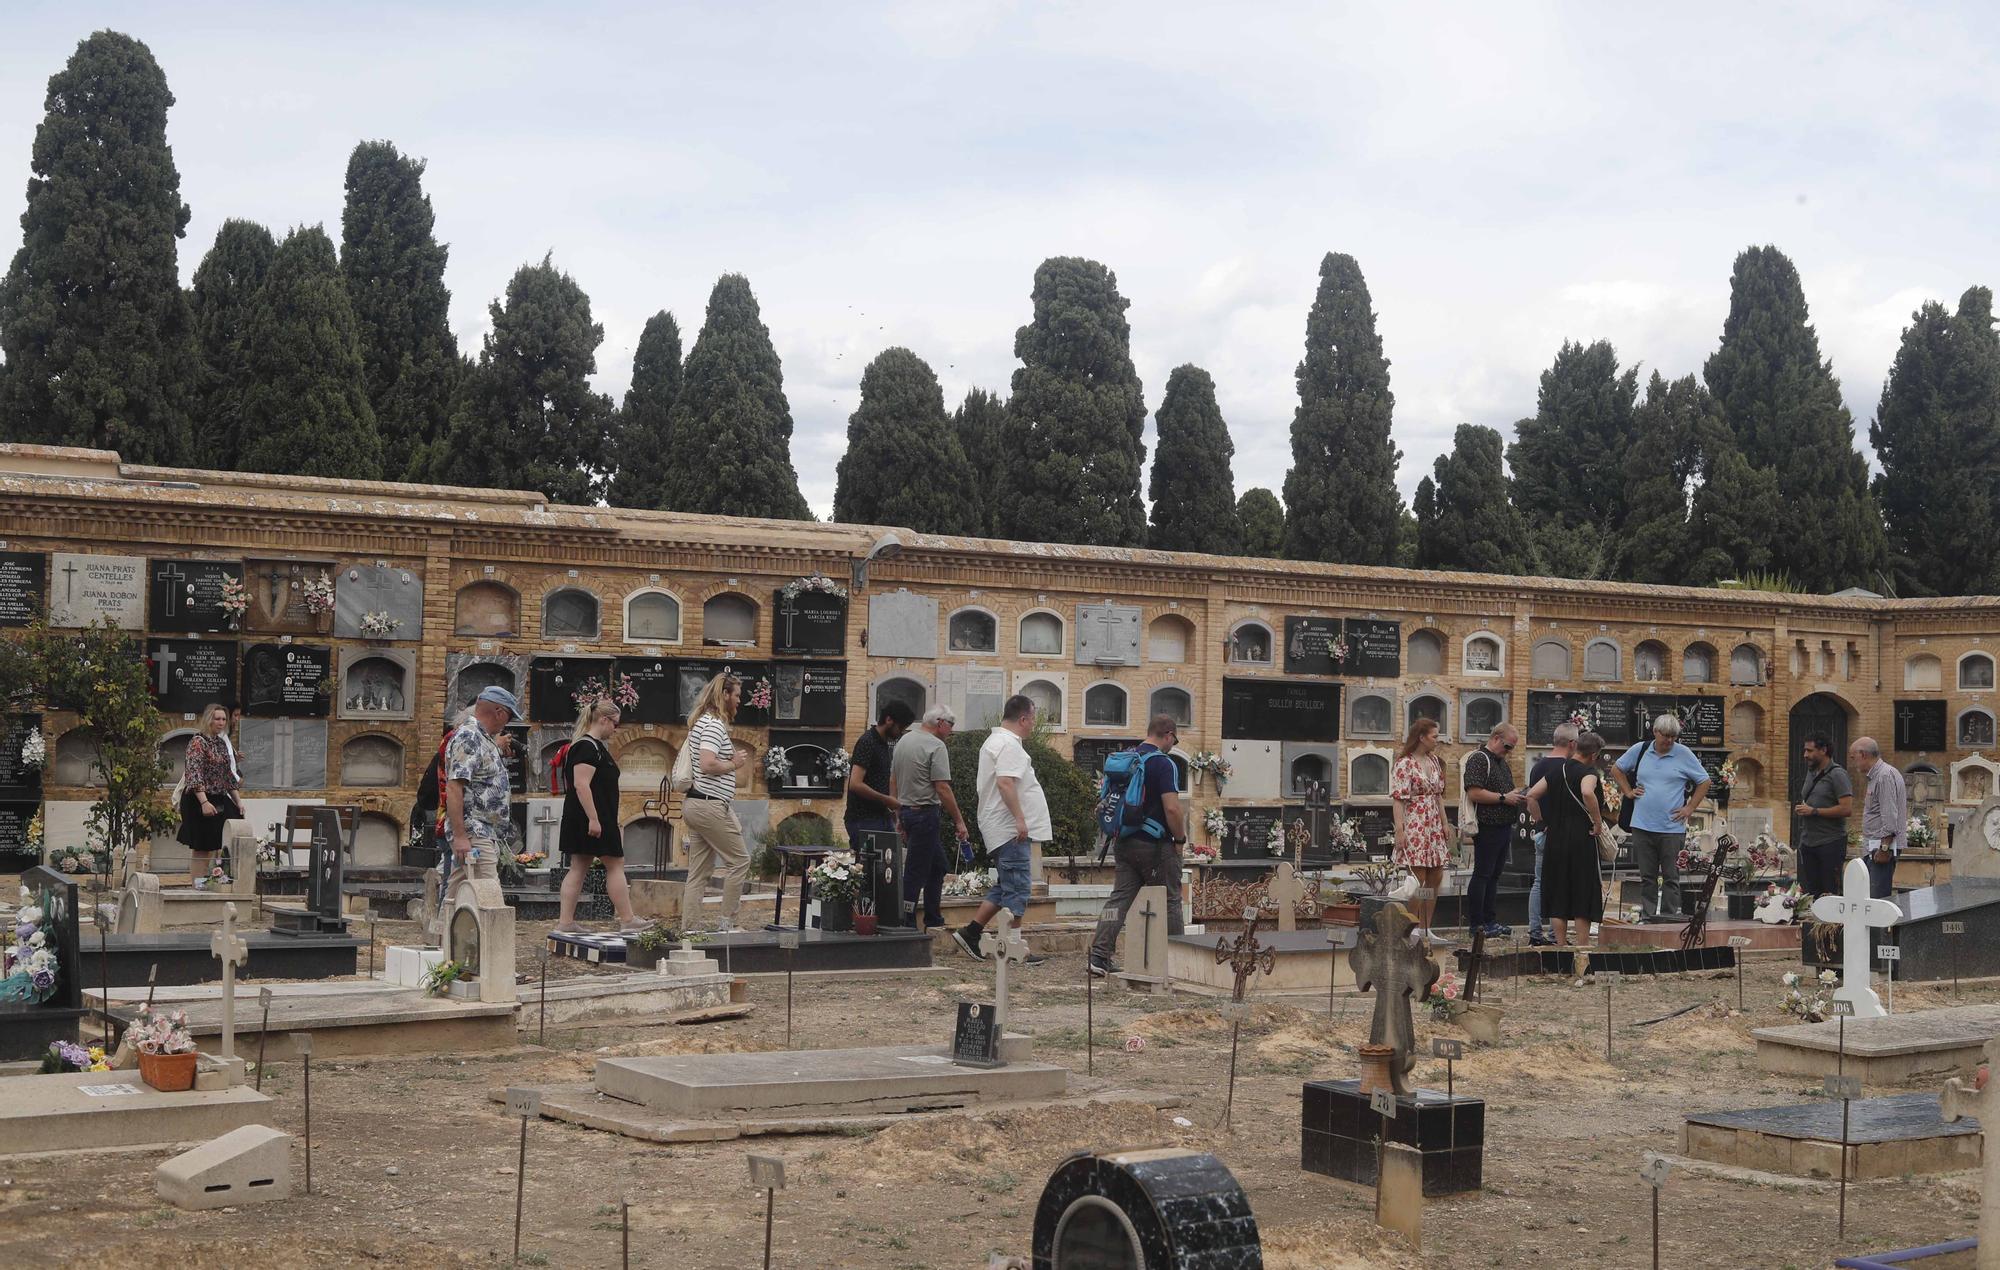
[944,728,1097,859]
[750,811,845,879]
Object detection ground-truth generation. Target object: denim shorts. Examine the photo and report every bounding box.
[985,837,1032,916]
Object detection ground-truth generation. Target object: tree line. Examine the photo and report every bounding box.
[4,33,1996,596]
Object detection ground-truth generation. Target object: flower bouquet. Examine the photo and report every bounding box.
[1184,840,1219,862]
[1907,816,1939,854]
[129,1004,198,1090]
[1329,816,1366,855]
[764,746,793,784]
[1566,706,1596,734]
[824,747,852,782]
[191,865,231,891]
[358,611,403,639]
[302,570,336,615]
[1425,970,1463,1017]
[218,574,249,625]
[745,678,774,711]
[2,889,58,1004]
[19,728,44,770]
[943,869,994,898]
[1755,882,1805,925]
[1781,969,1840,1022]
[572,673,641,712]
[1202,807,1228,842]
[1190,750,1232,790]
[808,852,860,901]
[1747,833,1793,877]
[39,1040,110,1074]
[52,842,110,878]
[780,574,848,602]
[1266,820,1286,857]
[421,959,466,997]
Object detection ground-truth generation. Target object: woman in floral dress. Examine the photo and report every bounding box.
[1391,717,1448,937]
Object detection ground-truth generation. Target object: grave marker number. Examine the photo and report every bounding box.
[1430,1037,1464,1060]
[1369,1088,1397,1118]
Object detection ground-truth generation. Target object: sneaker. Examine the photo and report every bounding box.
[951,924,983,959]
[1087,957,1119,978]
[1021,952,1047,966]
[1528,934,1556,947]
[1482,923,1513,937]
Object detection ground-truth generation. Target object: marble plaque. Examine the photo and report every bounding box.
[938,663,1007,731]
[444,652,524,719]
[148,559,242,634]
[528,655,615,724]
[48,553,145,629]
[244,559,336,633]
[333,563,425,640]
[0,551,45,627]
[524,797,564,855]
[148,639,239,712]
[1075,604,1142,667]
[242,643,333,717]
[772,589,847,657]
[867,591,938,659]
[0,714,42,799]
[1219,738,1282,801]
[338,647,416,721]
[239,718,329,791]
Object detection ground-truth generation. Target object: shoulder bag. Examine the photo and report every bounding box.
[1564,762,1618,863]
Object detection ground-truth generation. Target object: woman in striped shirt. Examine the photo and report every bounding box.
[681,672,757,933]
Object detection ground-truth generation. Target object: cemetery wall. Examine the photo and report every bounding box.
[0,443,1985,864]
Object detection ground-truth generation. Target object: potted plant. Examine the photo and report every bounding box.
[129,1004,199,1091]
[809,852,860,933]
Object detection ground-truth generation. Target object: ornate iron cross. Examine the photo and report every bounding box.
[1214,907,1277,1002]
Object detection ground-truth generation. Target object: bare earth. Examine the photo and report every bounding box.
[0,915,1983,1268]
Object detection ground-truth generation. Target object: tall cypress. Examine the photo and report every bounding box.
[1507,340,1638,580]
[1419,424,1538,575]
[1147,365,1242,554]
[0,31,197,463]
[1870,287,2000,596]
[994,257,1148,546]
[1608,373,1720,585]
[605,311,683,509]
[832,348,980,533]
[1703,245,1886,591]
[1236,488,1286,558]
[1685,446,1782,587]
[952,388,1007,535]
[659,274,810,519]
[235,226,382,479]
[188,219,277,461]
[340,141,461,483]
[438,255,613,505]
[1281,252,1403,563]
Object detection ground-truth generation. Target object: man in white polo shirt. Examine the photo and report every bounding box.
[951,693,1047,966]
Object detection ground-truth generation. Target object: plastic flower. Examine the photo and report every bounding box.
[1819,969,1838,985]
[1782,972,1800,987]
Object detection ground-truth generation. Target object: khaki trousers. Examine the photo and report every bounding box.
[681,798,749,926]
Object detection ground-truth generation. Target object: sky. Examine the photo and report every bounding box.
[3,2,1999,518]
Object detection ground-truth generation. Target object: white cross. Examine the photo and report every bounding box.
[1269,862,1303,933]
[152,643,179,694]
[1810,856,1902,1019]
[978,909,1029,1035]
[210,902,249,1060]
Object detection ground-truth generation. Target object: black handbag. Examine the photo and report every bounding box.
[1616,745,1644,832]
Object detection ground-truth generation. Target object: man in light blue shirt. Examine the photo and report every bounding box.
[1609,714,1713,920]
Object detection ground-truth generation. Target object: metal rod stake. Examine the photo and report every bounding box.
[256,1005,270,1091]
[514,1115,529,1261]
[302,1053,312,1196]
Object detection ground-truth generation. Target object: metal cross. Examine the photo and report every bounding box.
[155,563,185,616]
[210,902,249,1061]
[1214,907,1277,1002]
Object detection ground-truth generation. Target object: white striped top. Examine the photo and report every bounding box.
[689,712,736,800]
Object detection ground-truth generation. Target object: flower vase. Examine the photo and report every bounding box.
[1713,785,1731,809]
[820,896,854,933]
[138,1048,198,1092]
[855,911,879,937]
[1356,1044,1397,1095]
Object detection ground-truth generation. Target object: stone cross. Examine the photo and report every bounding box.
[1810,856,1902,1019]
[210,902,249,1061]
[1348,901,1440,1095]
[533,804,560,852]
[978,909,1029,1035]
[1214,907,1277,1002]
[1269,862,1304,933]
[1942,1037,2000,1268]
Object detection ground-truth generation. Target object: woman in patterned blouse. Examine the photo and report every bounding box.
[177,703,242,882]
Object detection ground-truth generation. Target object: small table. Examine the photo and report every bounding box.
[766,844,836,931]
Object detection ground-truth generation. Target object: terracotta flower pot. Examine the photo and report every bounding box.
[138,1048,198,1092]
[854,912,879,937]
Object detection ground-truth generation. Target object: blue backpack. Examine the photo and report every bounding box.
[1095,749,1171,841]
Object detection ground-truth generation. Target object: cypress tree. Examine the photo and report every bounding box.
[1411,479,1438,567]
[340,140,461,482]
[1281,252,1403,562]
[438,255,613,505]
[605,311,683,509]
[831,348,980,533]
[1686,448,1782,587]
[1869,287,2000,596]
[1147,365,1242,554]
[994,257,1148,546]
[188,219,277,461]
[0,31,197,463]
[1419,424,1539,575]
[1236,488,1285,558]
[952,388,1007,535]
[234,226,382,479]
[1608,373,1721,585]
[659,274,810,519]
[1507,340,1638,580]
[1703,245,1886,590]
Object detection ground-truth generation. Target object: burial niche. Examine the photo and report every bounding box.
[157,732,194,786]
[343,655,409,718]
[541,587,600,640]
[1634,640,1668,682]
[1227,621,1271,665]
[1406,629,1445,675]
[1531,638,1571,681]
[947,607,998,653]
[619,737,673,792]
[340,734,404,787]
[1351,752,1390,796]
[353,812,402,869]
[874,675,927,719]
[624,589,681,643]
[624,816,670,866]
[1730,643,1766,686]
[1960,708,1996,749]
[1147,613,1193,663]
[454,662,516,715]
[1962,653,1996,692]
[1407,693,1447,737]
[1349,691,1393,738]
[1583,639,1620,681]
[1683,641,1717,684]
[454,581,519,637]
[1150,685,1192,727]
[52,728,101,786]
[1906,653,1943,691]
[1464,634,1503,674]
[702,593,757,646]
[1731,701,1764,745]
[1020,611,1064,656]
[1464,693,1504,737]
[1022,677,1065,728]
[1083,683,1127,728]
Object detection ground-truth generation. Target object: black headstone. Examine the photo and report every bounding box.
[0,715,41,799]
[1342,618,1402,678]
[1680,696,1726,747]
[0,865,84,1059]
[148,559,243,634]
[1071,737,1140,776]
[503,722,529,791]
[0,552,46,627]
[1221,677,1339,742]
[274,806,354,936]
[1591,695,1637,745]
[1283,616,1346,676]
[767,730,846,798]
[242,643,333,717]
[616,656,679,725]
[770,662,846,727]
[147,639,239,712]
[527,655,615,724]
[1222,805,1284,861]
[0,800,38,862]
[1896,700,1948,753]
[952,1000,1001,1068]
[772,588,847,656]
[1346,805,1396,854]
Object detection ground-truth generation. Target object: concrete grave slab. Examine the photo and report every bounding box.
[1684,1093,1981,1180]
[868,590,938,659]
[1754,1004,2000,1084]
[102,981,517,1062]
[0,1069,272,1157]
[594,1041,1064,1118]
[155,1124,293,1209]
[1168,928,1367,997]
[331,562,424,640]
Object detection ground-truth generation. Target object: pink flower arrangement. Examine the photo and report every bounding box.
[745,678,773,710]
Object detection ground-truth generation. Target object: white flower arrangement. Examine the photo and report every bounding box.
[1329,816,1366,854]
[764,747,793,783]
[302,570,336,615]
[807,851,860,900]
[2,887,59,1004]
[1266,820,1286,857]
[359,611,403,639]
[780,575,848,602]
[19,729,44,770]
[824,747,851,782]
[1907,815,1939,853]
[1203,807,1228,841]
[943,870,993,898]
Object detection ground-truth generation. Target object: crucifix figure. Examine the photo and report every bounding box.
[979,908,1030,1034]
[210,901,249,1062]
[1348,901,1440,1094]
[1214,907,1277,1002]
[156,563,185,617]
[1942,1037,2000,1265]
[1268,862,1304,934]
[264,565,291,618]
[1810,857,1902,1019]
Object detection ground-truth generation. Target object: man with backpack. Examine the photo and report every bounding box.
[1086,714,1187,978]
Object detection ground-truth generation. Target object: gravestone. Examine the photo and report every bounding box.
[937,663,1007,731]
[1348,901,1439,1095]
[1810,857,1902,1019]
[1284,616,1346,676]
[1221,677,1339,742]
[1343,618,1402,678]
[528,655,615,723]
[336,649,414,721]
[0,551,45,627]
[243,560,333,633]
[769,661,845,727]
[1281,741,1340,800]
[444,865,517,1004]
[954,909,1027,1068]
[241,643,333,717]
[271,808,351,936]
[48,553,146,629]
[1071,737,1140,776]
[113,872,164,935]
[331,563,424,640]
[1269,863,1305,932]
[0,865,83,1060]
[155,1125,292,1211]
[238,719,329,791]
[1940,1037,2000,1264]
[1221,805,1284,861]
[149,559,243,634]
[444,652,523,719]
[148,640,240,712]
[1896,701,1949,754]
[772,587,847,656]
[1218,740,1282,801]
[867,591,938,659]
[1120,884,1172,991]
[1031,1151,1261,1270]
[1954,796,2000,883]
[1075,603,1141,667]
[0,714,42,800]
[616,656,678,724]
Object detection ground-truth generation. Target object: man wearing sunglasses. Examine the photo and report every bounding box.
[1464,723,1524,938]
[1087,714,1187,978]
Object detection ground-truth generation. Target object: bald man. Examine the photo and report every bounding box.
[1850,736,1907,900]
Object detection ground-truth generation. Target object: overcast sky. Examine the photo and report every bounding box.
[4,3,1998,517]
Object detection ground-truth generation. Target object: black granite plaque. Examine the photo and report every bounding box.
[0,801,36,859]
[1692,748,1732,783]
[1896,699,1948,753]
[1283,616,1346,676]
[528,655,615,724]
[1343,618,1401,679]
[0,552,45,627]
[1591,695,1636,745]
[1221,677,1339,742]
[952,1000,1001,1067]
[1221,805,1284,861]
[794,663,846,728]
[503,723,530,792]
[1347,805,1396,853]
[616,656,679,725]
[1681,696,1725,747]
[674,660,773,727]
[0,715,41,799]
[242,643,332,717]
[768,729,845,799]
[147,639,238,712]
[1071,737,1140,775]
[148,559,243,634]
[772,588,847,657]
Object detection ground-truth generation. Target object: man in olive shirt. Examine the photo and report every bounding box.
[1793,732,1854,896]
[892,705,971,930]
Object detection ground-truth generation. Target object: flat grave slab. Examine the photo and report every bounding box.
[594,1041,1065,1118]
[100,981,517,1062]
[1754,1004,2000,1085]
[156,891,262,929]
[1598,917,1794,951]
[0,1069,273,1157]
[684,927,933,975]
[1167,928,1366,997]
[530,968,735,1026]
[548,929,629,964]
[1302,1078,1484,1196]
[1685,1093,1981,1179]
[78,930,363,987]
[1886,882,2000,982]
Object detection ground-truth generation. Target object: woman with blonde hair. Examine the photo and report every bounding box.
[1390,716,1448,938]
[555,696,642,934]
[680,671,757,933]
[176,703,241,883]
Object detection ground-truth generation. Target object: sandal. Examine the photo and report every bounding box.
[552,922,586,934]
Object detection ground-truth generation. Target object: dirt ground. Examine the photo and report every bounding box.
[0,913,1985,1268]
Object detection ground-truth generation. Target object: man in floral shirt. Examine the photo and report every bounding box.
[444,686,519,900]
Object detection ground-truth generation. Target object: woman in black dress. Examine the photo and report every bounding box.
[1524,731,1607,947]
[554,698,643,934]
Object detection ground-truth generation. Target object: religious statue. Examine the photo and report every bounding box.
[1348,901,1439,1095]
